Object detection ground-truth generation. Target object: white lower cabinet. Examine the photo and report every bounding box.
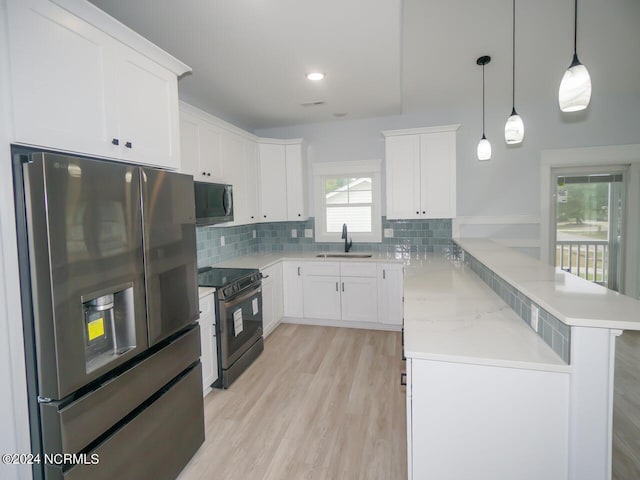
[377,264,404,326]
[282,262,304,317]
[261,263,283,337]
[406,357,569,480]
[302,275,342,320]
[299,261,387,325]
[198,292,218,394]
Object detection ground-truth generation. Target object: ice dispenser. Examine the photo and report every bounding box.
[82,284,137,373]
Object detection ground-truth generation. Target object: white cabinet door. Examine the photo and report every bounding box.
[302,275,341,320]
[261,263,283,337]
[341,276,378,322]
[409,359,569,480]
[282,262,304,318]
[179,113,201,179]
[244,141,259,223]
[7,0,183,170]
[258,143,288,222]
[377,264,404,326]
[385,135,421,220]
[199,124,224,182]
[7,0,116,158]
[285,143,307,221]
[261,275,275,336]
[420,132,456,219]
[114,47,180,169]
[198,293,216,392]
[222,132,248,224]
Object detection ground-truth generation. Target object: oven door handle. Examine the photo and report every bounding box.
[221,286,261,310]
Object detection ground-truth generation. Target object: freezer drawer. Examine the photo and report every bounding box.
[40,326,201,456]
[46,364,205,480]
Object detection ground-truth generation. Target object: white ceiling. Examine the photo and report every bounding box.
[89,0,640,131]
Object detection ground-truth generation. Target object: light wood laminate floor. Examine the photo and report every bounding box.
[613,330,640,480]
[179,324,407,480]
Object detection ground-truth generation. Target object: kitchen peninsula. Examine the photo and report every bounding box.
[210,238,640,480]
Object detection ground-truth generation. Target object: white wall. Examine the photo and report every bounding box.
[0,1,33,479]
[254,90,640,259]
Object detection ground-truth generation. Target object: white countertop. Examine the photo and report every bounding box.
[455,238,640,331]
[211,251,405,270]
[198,286,216,298]
[403,257,569,372]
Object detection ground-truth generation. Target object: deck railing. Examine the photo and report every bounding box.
[556,240,609,285]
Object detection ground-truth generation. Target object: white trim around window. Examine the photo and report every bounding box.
[312,160,382,243]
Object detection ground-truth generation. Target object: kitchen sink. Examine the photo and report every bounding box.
[315,253,373,258]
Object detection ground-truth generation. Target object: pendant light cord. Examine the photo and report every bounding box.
[573,0,578,55]
[482,63,485,135]
[512,0,516,109]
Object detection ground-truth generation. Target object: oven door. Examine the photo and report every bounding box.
[217,283,263,369]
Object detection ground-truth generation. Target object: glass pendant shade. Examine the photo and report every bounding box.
[559,58,592,112]
[477,135,492,161]
[505,110,524,145]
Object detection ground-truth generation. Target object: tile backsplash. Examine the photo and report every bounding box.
[196,217,452,267]
[457,246,571,364]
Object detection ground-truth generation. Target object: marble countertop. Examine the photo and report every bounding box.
[403,257,569,372]
[455,238,640,331]
[211,251,405,270]
[198,286,216,298]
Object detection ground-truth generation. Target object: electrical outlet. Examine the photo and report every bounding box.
[253,230,256,239]
[220,236,225,247]
[304,229,313,238]
[530,304,539,332]
[291,229,297,238]
[384,228,394,238]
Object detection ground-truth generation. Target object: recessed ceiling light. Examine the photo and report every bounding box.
[306,72,325,81]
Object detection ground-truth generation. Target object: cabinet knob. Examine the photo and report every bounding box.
[112,138,120,145]
[416,211,419,214]
[422,211,426,214]
[125,141,133,149]
[400,372,407,386]
[207,173,211,177]
[251,216,254,219]
[202,172,206,176]
[264,215,267,218]
[298,214,301,217]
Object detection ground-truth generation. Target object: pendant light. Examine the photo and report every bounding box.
[558,0,591,112]
[505,0,524,144]
[477,55,491,161]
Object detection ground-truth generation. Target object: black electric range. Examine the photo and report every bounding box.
[197,267,264,388]
[198,267,261,299]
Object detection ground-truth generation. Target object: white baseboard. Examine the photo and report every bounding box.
[281,316,402,332]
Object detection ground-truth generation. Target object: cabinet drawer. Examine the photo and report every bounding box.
[199,292,215,318]
[340,262,377,277]
[302,261,340,276]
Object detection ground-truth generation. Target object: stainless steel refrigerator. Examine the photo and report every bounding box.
[13,149,204,480]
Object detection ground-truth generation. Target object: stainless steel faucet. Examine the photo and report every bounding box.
[341,223,353,252]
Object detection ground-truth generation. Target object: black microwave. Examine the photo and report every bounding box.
[194,182,233,226]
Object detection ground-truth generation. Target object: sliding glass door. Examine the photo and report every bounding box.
[552,168,626,291]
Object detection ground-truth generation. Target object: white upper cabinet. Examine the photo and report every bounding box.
[244,141,259,223]
[258,143,288,222]
[383,125,459,220]
[179,102,260,224]
[179,105,223,183]
[285,143,308,221]
[6,0,189,169]
[112,46,180,169]
[258,140,307,223]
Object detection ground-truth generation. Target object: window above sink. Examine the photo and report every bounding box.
[312,160,382,243]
